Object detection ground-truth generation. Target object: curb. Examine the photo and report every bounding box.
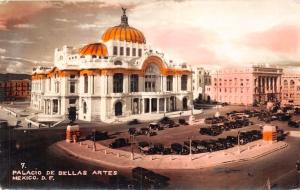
[55,141,289,170]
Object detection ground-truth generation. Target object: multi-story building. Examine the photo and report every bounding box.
[0,79,31,101]
[281,73,300,105]
[31,9,193,122]
[191,66,211,101]
[205,65,283,105]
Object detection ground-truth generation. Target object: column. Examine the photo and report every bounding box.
[44,100,46,114]
[259,77,262,93]
[149,98,152,114]
[157,98,159,113]
[142,98,145,114]
[268,77,272,93]
[164,98,166,113]
[50,100,53,115]
[263,77,265,94]
[273,77,276,93]
[58,99,61,115]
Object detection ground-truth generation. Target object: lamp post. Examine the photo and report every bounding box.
[130,134,135,160]
[237,131,241,154]
[93,127,96,151]
[189,137,192,160]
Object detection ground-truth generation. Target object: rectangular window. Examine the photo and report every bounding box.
[126,47,130,56]
[113,73,123,93]
[132,48,136,56]
[130,74,139,92]
[53,100,58,113]
[167,75,173,91]
[181,75,188,91]
[138,49,142,57]
[70,81,75,93]
[84,74,88,93]
[120,47,124,56]
[113,46,118,55]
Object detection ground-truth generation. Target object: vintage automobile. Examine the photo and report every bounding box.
[109,138,129,148]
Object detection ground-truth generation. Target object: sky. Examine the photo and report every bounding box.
[0,0,300,74]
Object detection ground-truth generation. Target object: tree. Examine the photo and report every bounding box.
[68,107,77,123]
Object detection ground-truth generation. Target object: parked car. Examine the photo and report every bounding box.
[132,167,170,189]
[288,119,300,128]
[87,131,109,141]
[178,118,188,125]
[128,119,140,125]
[226,136,238,145]
[159,117,174,125]
[163,122,179,128]
[162,147,172,155]
[170,143,183,154]
[138,141,150,153]
[109,138,129,148]
[138,128,150,135]
[149,123,163,130]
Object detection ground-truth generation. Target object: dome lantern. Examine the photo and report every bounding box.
[120,7,128,26]
[101,8,146,44]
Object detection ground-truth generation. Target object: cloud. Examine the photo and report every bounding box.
[0,56,51,74]
[0,48,6,54]
[243,24,300,54]
[13,24,36,29]
[0,39,34,44]
[75,23,104,30]
[54,18,76,23]
[0,1,51,30]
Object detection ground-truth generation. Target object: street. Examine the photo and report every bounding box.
[0,105,299,189]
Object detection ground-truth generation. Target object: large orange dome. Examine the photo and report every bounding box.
[79,43,108,57]
[101,8,146,44]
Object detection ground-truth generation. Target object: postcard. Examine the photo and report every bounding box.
[0,0,300,189]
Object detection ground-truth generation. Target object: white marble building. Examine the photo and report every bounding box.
[31,9,193,122]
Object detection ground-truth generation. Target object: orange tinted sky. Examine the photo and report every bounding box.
[0,0,299,73]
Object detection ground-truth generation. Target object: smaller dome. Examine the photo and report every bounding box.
[79,43,108,57]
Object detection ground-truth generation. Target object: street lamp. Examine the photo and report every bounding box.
[93,127,96,151]
[130,134,136,160]
[237,131,241,154]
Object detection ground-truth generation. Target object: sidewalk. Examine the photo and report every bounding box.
[55,140,288,170]
[103,109,204,124]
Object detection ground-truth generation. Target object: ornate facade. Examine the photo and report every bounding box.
[31,9,193,122]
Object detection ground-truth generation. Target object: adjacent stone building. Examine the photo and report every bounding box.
[205,65,283,105]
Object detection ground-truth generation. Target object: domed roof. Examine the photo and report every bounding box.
[101,8,146,44]
[79,43,108,57]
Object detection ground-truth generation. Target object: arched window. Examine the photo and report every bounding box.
[114,60,122,65]
[83,101,87,114]
[113,73,123,93]
[92,55,97,58]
